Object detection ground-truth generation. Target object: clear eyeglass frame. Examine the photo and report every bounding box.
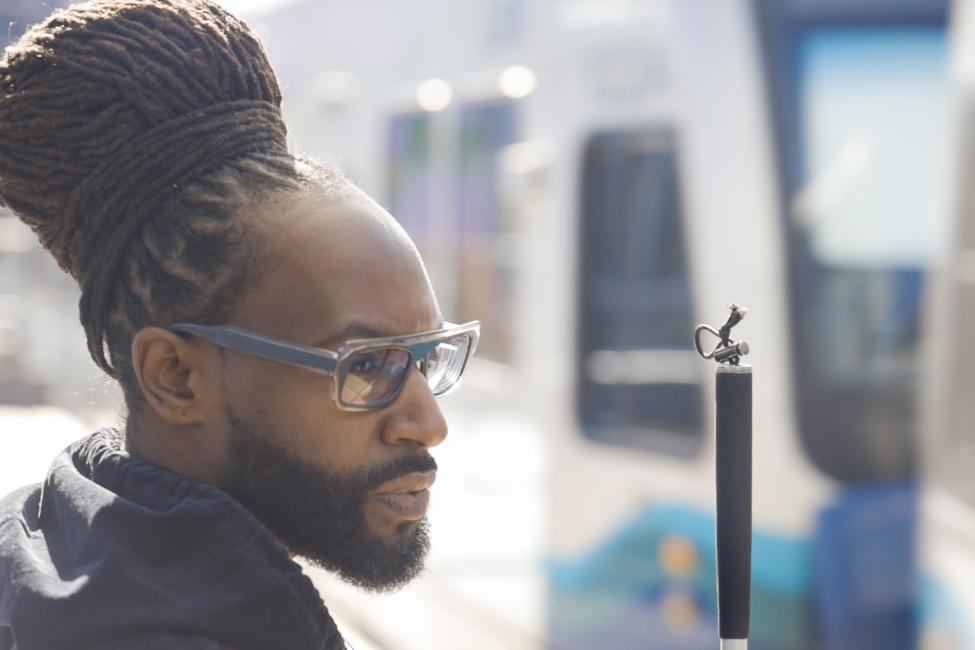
[168,320,480,412]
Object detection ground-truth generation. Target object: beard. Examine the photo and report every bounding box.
[221,405,436,593]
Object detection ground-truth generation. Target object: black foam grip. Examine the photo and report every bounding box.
[715,369,752,639]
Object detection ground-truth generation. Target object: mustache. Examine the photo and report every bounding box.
[363,453,438,491]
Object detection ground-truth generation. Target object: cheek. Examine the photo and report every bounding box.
[224,358,377,470]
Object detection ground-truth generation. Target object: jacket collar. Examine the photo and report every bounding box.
[1,429,346,650]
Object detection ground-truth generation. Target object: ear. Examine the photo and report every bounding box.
[130,327,215,426]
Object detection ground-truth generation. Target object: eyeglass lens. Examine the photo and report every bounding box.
[339,333,473,407]
[340,348,412,406]
[424,334,471,395]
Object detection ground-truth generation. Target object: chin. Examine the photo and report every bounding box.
[295,515,432,594]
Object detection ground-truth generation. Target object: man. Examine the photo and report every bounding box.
[0,1,478,648]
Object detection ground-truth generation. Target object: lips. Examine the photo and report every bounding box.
[372,470,437,496]
[369,470,436,520]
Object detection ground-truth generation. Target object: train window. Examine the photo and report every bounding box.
[576,128,703,455]
[385,112,434,255]
[455,100,519,363]
[786,27,956,481]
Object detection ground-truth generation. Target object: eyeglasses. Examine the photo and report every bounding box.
[169,320,480,412]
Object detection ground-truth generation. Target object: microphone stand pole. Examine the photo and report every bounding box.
[695,304,752,650]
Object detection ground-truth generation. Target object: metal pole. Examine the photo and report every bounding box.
[721,639,749,650]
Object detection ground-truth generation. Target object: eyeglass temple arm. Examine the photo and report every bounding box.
[169,324,338,373]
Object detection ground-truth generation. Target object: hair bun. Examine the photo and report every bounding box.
[0,0,285,278]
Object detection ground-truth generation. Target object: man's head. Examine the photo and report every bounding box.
[0,0,457,591]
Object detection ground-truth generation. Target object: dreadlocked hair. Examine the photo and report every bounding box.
[0,0,347,408]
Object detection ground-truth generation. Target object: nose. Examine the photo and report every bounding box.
[379,367,448,448]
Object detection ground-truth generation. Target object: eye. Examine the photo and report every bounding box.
[349,352,381,376]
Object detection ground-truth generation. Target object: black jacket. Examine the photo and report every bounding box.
[0,429,347,650]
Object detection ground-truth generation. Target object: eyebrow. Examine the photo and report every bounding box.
[313,321,390,348]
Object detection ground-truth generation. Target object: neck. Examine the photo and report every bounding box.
[124,412,228,489]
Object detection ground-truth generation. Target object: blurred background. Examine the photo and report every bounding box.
[2,0,975,648]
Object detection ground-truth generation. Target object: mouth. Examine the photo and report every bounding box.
[370,489,430,520]
[369,470,436,520]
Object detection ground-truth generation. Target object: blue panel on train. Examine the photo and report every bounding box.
[546,504,813,650]
[812,483,918,650]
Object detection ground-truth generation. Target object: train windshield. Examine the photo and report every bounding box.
[788,27,957,481]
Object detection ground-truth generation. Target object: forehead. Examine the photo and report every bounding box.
[233,187,441,344]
